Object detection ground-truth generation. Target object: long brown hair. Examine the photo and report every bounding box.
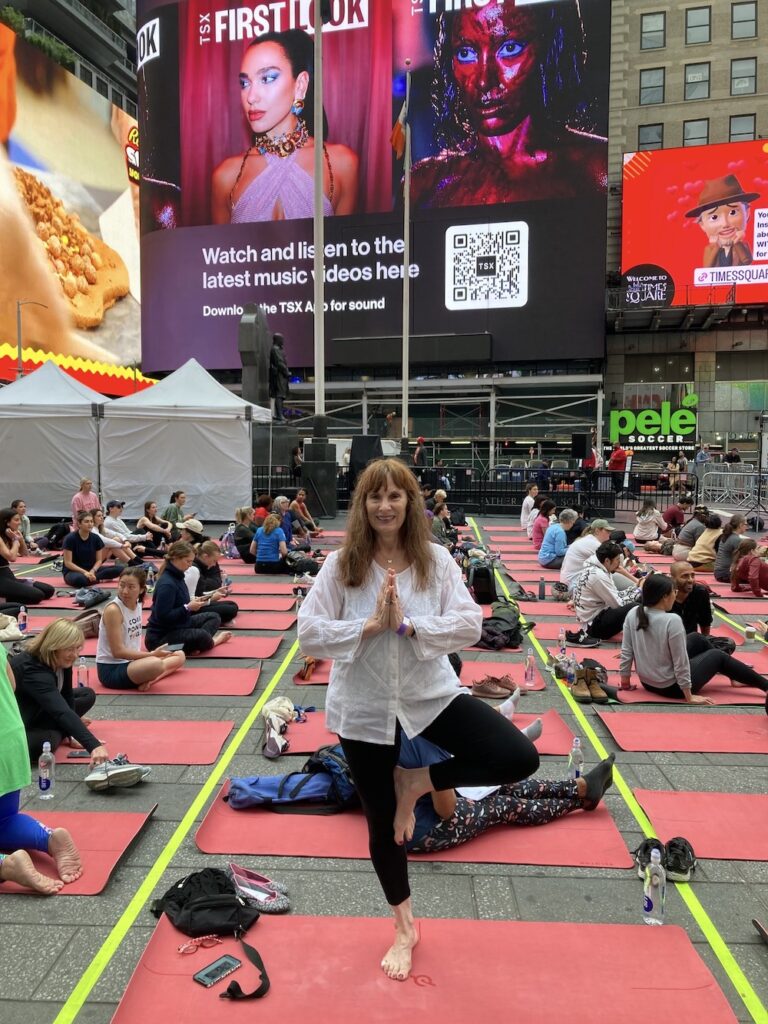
[731,538,758,586]
[156,540,195,578]
[338,458,433,589]
[720,513,746,542]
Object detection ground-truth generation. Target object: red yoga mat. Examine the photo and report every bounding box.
[614,680,766,706]
[1,808,155,896]
[114,915,736,1024]
[282,708,573,756]
[53,720,235,764]
[82,635,283,660]
[90,666,260,696]
[716,599,768,614]
[26,610,297,633]
[197,783,631,866]
[293,659,546,692]
[596,710,768,753]
[634,789,768,861]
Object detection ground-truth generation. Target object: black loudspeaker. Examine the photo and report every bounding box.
[349,435,384,489]
[571,433,591,460]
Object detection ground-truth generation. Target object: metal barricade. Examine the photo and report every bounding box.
[700,468,758,511]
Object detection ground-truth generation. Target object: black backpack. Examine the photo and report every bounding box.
[477,598,526,649]
[450,506,467,526]
[45,520,70,550]
[468,563,498,604]
[302,743,359,809]
[151,868,268,1001]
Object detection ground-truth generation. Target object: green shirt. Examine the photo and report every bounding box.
[0,645,32,798]
[163,504,184,524]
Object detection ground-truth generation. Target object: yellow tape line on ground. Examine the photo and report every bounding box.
[52,637,300,1024]
[466,518,768,1024]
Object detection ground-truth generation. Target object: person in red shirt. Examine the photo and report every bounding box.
[252,494,273,524]
[731,541,768,597]
[661,497,693,536]
[606,443,628,493]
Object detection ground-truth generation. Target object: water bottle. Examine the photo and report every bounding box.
[538,575,546,600]
[558,626,567,658]
[17,605,27,634]
[565,657,576,689]
[38,742,55,800]
[643,849,666,925]
[228,522,236,533]
[146,564,156,595]
[77,656,88,689]
[524,648,536,688]
[567,736,584,780]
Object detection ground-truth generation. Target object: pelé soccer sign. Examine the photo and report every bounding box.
[609,394,698,445]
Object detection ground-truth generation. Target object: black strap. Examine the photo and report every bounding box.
[219,938,270,1000]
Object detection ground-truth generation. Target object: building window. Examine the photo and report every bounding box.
[641,12,666,49]
[640,67,665,105]
[685,7,711,44]
[79,66,92,87]
[684,62,710,100]
[683,119,708,146]
[731,57,756,94]
[732,1,757,37]
[126,99,137,118]
[638,124,664,150]
[112,90,123,109]
[96,76,109,98]
[730,113,756,142]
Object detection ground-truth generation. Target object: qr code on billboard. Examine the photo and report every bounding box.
[445,222,529,310]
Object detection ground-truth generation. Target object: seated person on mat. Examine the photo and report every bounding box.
[10,619,111,763]
[136,501,174,550]
[431,503,458,551]
[145,542,231,655]
[669,562,712,635]
[251,512,319,577]
[398,733,615,854]
[633,499,672,544]
[274,495,313,554]
[234,506,257,564]
[96,567,186,691]
[538,509,578,569]
[252,494,274,526]
[672,505,709,562]
[10,499,41,554]
[570,541,642,646]
[731,541,768,596]
[70,477,101,530]
[162,490,195,528]
[713,515,748,584]
[91,509,139,565]
[520,481,538,530]
[62,511,124,588]
[0,507,55,606]
[0,643,82,893]
[687,514,722,572]
[661,496,693,538]
[290,488,323,537]
[103,501,157,554]
[531,499,557,552]
[560,520,613,590]
[187,541,239,625]
[619,574,768,703]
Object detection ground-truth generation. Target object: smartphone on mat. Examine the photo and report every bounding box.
[193,954,241,988]
[165,643,185,652]
[67,750,91,759]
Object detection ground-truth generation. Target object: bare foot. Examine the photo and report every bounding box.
[393,766,423,846]
[381,924,419,981]
[212,631,232,647]
[0,850,63,894]
[47,828,83,884]
[136,679,160,692]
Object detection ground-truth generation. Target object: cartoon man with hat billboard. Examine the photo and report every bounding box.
[686,174,760,268]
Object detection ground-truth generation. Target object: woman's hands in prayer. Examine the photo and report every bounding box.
[363,569,405,639]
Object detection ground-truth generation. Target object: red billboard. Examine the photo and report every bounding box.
[621,140,768,308]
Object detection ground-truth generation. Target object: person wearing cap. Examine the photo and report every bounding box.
[177,519,207,546]
[685,174,760,268]
[672,505,709,562]
[103,502,154,549]
[560,520,613,590]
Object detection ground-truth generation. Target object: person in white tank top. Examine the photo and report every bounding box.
[96,567,185,691]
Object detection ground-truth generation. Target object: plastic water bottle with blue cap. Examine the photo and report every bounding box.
[643,849,666,925]
[38,742,54,799]
[77,656,88,689]
[17,606,27,635]
[567,736,584,780]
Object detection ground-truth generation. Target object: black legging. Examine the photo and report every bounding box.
[641,632,768,698]
[340,693,539,907]
[0,568,55,605]
[26,687,96,761]
[204,599,238,624]
[588,602,640,640]
[145,610,222,655]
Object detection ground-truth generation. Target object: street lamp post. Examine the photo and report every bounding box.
[16,299,48,379]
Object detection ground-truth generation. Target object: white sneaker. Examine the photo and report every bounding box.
[84,754,146,790]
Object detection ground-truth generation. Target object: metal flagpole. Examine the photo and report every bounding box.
[400,62,412,446]
[313,0,325,419]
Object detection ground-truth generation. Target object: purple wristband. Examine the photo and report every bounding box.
[396,621,408,637]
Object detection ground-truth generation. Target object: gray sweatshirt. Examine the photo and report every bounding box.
[619,606,691,690]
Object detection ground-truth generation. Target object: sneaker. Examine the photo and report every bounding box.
[110,752,152,781]
[472,677,512,699]
[84,755,145,791]
[566,629,601,649]
[665,836,697,882]
[632,837,666,879]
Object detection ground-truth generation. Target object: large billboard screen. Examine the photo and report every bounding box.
[621,140,768,309]
[0,26,150,393]
[137,0,610,373]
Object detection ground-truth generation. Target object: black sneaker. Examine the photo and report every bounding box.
[632,837,666,879]
[566,629,601,649]
[665,836,697,882]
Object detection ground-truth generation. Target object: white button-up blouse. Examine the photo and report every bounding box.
[297,544,483,744]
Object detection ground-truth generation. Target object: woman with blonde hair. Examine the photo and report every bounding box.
[9,619,109,764]
[298,458,538,983]
[70,477,100,530]
[249,512,290,574]
[234,506,257,563]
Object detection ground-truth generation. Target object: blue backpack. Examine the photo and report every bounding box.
[227,745,359,814]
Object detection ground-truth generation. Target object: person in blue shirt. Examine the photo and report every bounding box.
[250,512,299,575]
[398,733,615,853]
[538,508,578,569]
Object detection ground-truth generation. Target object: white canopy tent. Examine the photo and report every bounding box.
[100,358,271,520]
[0,361,105,515]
